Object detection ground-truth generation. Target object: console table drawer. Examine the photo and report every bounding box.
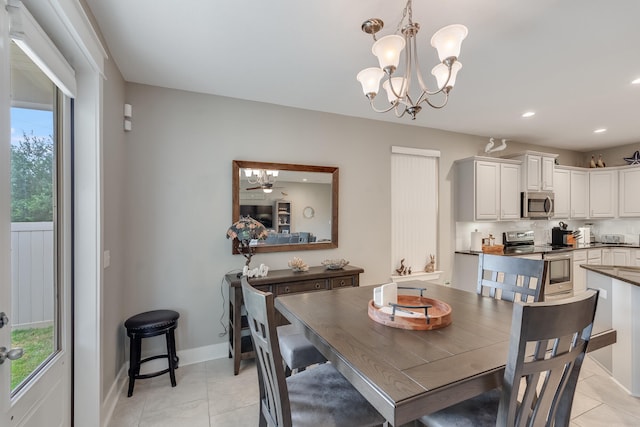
[331,276,357,289]
[277,279,329,295]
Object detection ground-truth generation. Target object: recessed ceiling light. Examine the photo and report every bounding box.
[593,128,607,134]
[521,111,535,118]
[632,77,640,85]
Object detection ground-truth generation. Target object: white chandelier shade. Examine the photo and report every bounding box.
[372,35,406,71]
[432,62,462,89]
[357,67,386,97]
[430,24,468,62]
[383,77,408,104]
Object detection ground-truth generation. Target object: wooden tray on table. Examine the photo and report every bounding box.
[368,294,452,331]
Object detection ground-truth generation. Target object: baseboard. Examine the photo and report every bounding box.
[101,342,229,426]
[102,363,128,427]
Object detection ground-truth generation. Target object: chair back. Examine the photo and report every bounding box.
[497,289,599,427]
[240,276,292,427]
[477,253,546,302]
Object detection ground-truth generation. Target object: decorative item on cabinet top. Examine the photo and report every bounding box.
[321,258,350,270]
[624,150,640,165]
[288,257,309,272]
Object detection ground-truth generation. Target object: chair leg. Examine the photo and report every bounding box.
[127,336,140,397]
[166,329,177,387]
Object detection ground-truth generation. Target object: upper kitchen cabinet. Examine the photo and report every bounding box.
[504,151,558,191]
[570,169,589,219]
[589,169,617,218]
[619,167,640,217]
[455,157,521,221]
[553,167,570,218]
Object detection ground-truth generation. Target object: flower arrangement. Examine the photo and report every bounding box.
[226,216,269,268]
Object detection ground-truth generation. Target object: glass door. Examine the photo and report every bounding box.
[8,40,59,395]
[1,35,72,426]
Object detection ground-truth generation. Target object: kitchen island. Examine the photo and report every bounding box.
[583,264,640,396]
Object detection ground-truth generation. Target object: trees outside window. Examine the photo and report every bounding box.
[11,131,53,222]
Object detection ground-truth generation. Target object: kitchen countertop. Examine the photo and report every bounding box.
[581,264,640,287]
[455,243,640,257]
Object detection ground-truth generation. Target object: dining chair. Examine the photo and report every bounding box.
[419,289,599,427]
[477,253,547,302]
[240,276,386,427]
[277,323,327,376]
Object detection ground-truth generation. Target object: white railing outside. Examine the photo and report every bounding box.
[11,222,54,329]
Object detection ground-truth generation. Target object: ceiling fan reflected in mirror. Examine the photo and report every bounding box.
[245,182,285,193]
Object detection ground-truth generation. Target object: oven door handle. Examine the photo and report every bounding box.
[545,254,573,261]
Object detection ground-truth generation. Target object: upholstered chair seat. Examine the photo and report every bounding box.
[277,324,327,375]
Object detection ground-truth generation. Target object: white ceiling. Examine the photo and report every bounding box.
[84,0,640,152]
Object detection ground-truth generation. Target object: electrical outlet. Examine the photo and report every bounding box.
[598,288,607,299]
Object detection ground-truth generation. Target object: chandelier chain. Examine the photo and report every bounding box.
[395,0,413,34]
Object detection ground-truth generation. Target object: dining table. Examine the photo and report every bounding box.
[274,281,617,426]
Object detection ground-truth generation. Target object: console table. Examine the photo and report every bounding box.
[225,265,364,375]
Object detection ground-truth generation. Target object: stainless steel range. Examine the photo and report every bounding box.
[502,230,573,300]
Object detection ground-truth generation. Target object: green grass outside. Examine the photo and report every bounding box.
[10,326,54,390]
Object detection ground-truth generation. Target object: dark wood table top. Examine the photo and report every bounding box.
[275,282,616,426]
[225,265,364,287]
[275,282,513,425]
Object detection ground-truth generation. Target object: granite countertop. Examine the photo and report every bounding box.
[455,243,640,257]
[581,264,640,287]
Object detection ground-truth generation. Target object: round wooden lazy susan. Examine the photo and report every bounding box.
[368,295,452,331]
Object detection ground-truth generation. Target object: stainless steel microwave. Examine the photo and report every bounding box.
[521,191,554,218]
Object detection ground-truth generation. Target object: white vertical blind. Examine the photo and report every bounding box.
[8,0,76,97]
[391,146,439,276]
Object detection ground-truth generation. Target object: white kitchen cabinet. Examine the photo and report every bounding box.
[619,167,640,217]
[455,157,521,221]
[589,169,617,218]
[612,248,631,266]
[553,167,570,218]
[573,250,587,294]
[504,151,557,191]
[602,248,611,265]
[570,170,589,219]
[587,249,602,265]
[500,162,521,219]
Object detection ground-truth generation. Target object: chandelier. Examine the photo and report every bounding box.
[244,169,279,193]
[356,0,468,120]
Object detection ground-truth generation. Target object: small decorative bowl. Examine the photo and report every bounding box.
[321,258,349,270]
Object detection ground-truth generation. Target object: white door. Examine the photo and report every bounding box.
[1,5,72,426]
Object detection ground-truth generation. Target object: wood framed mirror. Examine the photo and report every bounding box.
[232,160,339,253]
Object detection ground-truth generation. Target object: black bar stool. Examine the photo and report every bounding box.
[124,309,180,397]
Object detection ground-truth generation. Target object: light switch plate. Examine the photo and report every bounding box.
[104,250,111,268]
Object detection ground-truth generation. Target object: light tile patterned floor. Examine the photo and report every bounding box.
[108,356,640,426]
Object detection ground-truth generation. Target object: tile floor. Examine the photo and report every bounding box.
[108,356,640,427]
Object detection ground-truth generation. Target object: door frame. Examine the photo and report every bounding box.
[2,0,107,425]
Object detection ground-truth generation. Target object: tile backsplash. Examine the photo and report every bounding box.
[456,219,640,251]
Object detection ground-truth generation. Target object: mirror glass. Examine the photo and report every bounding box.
[232,160,338,253]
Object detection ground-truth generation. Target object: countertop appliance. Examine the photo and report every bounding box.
[521,191,554,219]
[551,227,573,247]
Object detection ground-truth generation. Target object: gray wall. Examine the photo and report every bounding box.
[101,56,127,398]
[120,83,583,354]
